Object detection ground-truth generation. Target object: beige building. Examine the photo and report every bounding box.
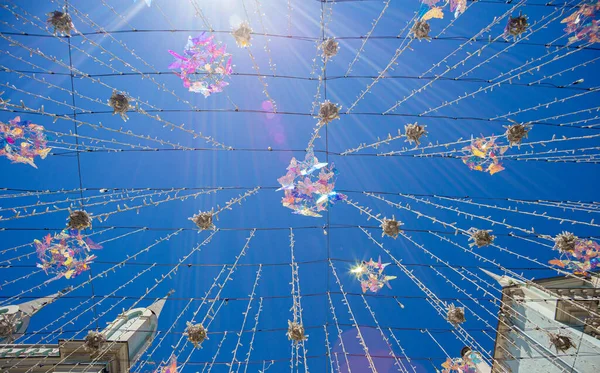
[0,291,172,373]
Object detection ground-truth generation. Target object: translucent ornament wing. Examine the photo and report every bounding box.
[421,7,444,21]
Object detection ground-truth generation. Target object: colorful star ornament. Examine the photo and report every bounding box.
[277,147,346,218]
[549,238,600,276]
[561,1,600,44]
[350,256,397,294]
[156,356,177,373]
[0,117,51,168]
[441,350,483,373]
[168,34,233,97]
[34,230,102,283]
[461,136,508,175]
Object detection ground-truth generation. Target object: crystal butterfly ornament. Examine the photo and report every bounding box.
[350,256,397,294]
[277,148,346,217]
[34,230,102,283]
[461,136,508,175]
[0,117,51,168]
[168,34,233,97]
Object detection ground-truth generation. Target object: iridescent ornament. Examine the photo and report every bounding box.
[168,34,233,97]
[549,238,600,276]
[0,117,51,168]
[35,229,102,283]
[350,256,397,294]
[441,348,481,373]
[450,0,467,18]
[561,1,600,44]
[277,147,346,217]
[158,356,178,373]
[461,136,508,175]
[421,0,467,19]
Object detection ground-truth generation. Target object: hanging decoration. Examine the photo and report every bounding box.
[277,147,346,218]
[189,210,215,231]
[467,228,495,248]
[168,34,233,97]
[320,38,339,60]
[446,303,466,326]
[317,101,341,125]
[549,238,599,276]
[548,332,577,352]
[35,229,102,283]
[504,120,532,147]
[561,1,600,44]
[461,136,508,175]
[0,314,19,342]
[411,20,432,40]
[67,210,92,231]
[553,231,578,253]
[47,10,76,36]
[158,356,178,373]
[449,0,468,18]
[108,91,132,122]
[83,331,107,354]
[421,7,444,22]
[0,116,51,168]
[286,320,308,343]
[504,12,529,40]
[441,349,483,373]
[186,322,208,348]
[350,256,397,293]
[420,0,467,20]
[404,122,427,146]
[232,21,253,48]
[381,216,403,239]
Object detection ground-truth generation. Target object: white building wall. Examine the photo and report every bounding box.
[499,286,600,373]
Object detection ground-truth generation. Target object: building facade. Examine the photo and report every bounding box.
[486,270,600,373]
[0,291,172,373]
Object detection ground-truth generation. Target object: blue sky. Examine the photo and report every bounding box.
[1,0,600,372]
